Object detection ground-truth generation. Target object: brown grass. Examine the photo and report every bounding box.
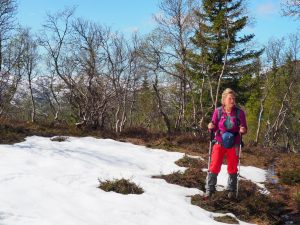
[175,154,206,168]
[213,215,239,224]
[50,136,69,142]
[296,191,300,210]
[1,118,299,223]
[152,155,207,190]
[191,181,287,224]
[98,178,144,195]
[156,154,292,225]
[0,117,95,144]
[153,168,207,190]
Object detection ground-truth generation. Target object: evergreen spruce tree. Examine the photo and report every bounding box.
[134,75,158,129]
[188,0,263,107]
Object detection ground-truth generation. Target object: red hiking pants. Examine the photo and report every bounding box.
[209,143,239,174]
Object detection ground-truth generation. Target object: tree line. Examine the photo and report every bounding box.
[0,0,300,152]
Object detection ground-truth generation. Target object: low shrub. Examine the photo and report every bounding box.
[174,133,203,145]
[121,126,151,138]
[296,191,300,210]
[280,170,300,185]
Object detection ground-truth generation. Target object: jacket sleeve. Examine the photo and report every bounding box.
[239,109,248,130]
[211,108,219,132]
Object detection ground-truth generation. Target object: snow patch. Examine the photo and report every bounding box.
[0,136,259,225]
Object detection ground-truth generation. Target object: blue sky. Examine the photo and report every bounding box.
[17,0,299,46]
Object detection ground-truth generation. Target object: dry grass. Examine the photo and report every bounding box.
[156,154,291,225]
[153,168,207,190]
[213,215,239,224]
[280,170,300,185]
[152,156,207,190]
[98,178,144,195]
[120,126,154,139]
[191,181,287,224]
[0,117,95,144]
[276,153,300,179]
[240,146,278,169]
[296,191,300,210]
[0,119,29,144]
[175,154,205,168]
[1,118,299,223]
[50,136,69,142]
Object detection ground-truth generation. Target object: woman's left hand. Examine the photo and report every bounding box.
[239,126,247,134]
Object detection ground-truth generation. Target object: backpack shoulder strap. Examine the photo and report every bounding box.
[217,106,222,122]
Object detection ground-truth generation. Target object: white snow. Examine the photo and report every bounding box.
[0,136,264,225]
[216,165,267,191]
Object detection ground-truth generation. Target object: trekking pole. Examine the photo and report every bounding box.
[236,134,243,198]
[207,129,214,173]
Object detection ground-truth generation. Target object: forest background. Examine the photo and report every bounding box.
[0,0,300,152]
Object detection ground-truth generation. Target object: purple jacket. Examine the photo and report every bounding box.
[211,106,247,145]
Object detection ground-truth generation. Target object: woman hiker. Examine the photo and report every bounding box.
[206,88,247,198]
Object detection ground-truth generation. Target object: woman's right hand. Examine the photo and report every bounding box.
[208,122,215,130]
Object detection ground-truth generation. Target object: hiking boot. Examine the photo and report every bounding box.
[227,173,238,199]
[227,173,237,191]
[227,191,236,199]
[206,190,214,197]
[205,172,217,190]
[204,190,215,198]
[204,172,218,199]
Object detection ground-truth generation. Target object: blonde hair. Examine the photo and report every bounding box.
[221,88,237,105]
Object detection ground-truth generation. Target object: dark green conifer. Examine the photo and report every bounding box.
[188,0,263,99]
